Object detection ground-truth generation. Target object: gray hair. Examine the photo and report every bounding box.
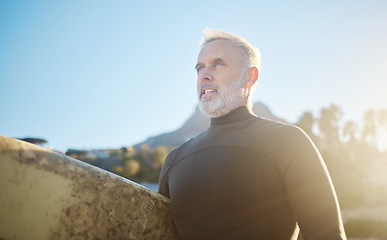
[199,28,262,72]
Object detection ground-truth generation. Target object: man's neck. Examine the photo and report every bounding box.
[210,105,255,125]
[212,103,252,118]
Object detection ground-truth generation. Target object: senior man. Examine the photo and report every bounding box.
[158,28,347,240]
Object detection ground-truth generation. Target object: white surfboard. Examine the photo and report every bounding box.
[0,135,178,239]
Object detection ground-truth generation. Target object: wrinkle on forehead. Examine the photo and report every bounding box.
[197,39,245,68]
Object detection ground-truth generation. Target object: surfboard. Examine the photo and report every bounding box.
[0,135,178,240]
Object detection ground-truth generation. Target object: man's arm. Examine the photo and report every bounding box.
[274,126,347,239]
[158,148,178,198]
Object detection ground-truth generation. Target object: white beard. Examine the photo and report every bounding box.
[198,74,248,118]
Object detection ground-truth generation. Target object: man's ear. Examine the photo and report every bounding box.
[245,67,259,89]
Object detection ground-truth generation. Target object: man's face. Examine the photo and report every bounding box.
[196,39,247,118]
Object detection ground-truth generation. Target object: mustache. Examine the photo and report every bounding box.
[198,84,219,98]
[199,84,219,92]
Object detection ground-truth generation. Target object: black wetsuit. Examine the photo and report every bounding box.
[158,106,346,240]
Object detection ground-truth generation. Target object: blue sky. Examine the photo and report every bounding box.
[1,0,386,151]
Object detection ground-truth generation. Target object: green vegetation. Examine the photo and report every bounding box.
[67,145,174,184]
[114,145,173,183]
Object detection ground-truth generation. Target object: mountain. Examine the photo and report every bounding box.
[135,102,287,149]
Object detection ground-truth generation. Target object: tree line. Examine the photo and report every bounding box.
[111,145,174,183]
[296,104,387,151]
[295,104,387,207]
[67,145,174,184]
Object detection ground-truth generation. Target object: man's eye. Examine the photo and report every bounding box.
[197,66,204,72]
[216,62,222,67]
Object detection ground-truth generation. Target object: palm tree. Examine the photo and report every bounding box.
[318,104,342,143]
[362,110,377,148]
[376,109,387,150]
[295,112,315,138]
[343,121,357,144]
[377,109,387,130]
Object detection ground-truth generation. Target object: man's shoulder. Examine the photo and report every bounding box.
[253,115,303,130]
[249,116,313,149]
[249,116,297,134]
[164,138,194,165]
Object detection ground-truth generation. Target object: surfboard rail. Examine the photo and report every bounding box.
[0,135,178,240]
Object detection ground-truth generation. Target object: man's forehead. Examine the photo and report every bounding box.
[197,39,242,62]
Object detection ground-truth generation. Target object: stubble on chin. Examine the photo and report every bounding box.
[199,98,225,118]
[198,83,247,118]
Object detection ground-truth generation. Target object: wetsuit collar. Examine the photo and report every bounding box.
[211,106,256,125]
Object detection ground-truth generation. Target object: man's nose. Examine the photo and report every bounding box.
[199,69,213,82]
